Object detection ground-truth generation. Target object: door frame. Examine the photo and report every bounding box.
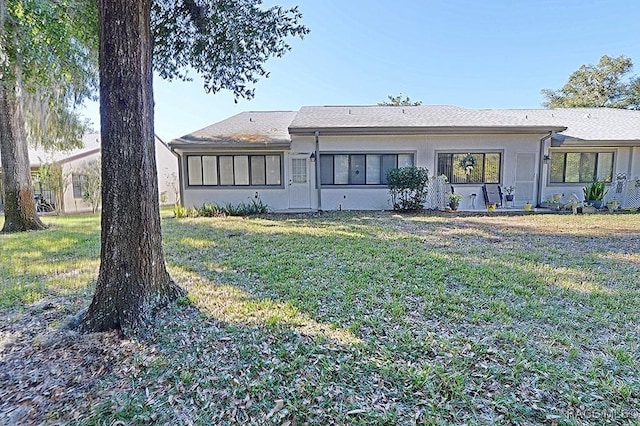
[288,154,312,209]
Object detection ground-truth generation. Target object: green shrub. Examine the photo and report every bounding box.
[173,203,187,218]
[247,197,269,214]
[387,166,430,211]
[583,179,608,201]
[199,203,221,217]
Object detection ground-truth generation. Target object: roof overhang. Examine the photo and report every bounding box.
[551,135,640,147]
[169,141,291,151]
[288,125,567,136]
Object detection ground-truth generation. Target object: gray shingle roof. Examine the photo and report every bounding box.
[485,108,640,141]
[170,111,296,148]
[170,106,640,148]
[288,105,566,134]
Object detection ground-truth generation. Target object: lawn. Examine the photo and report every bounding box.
[1,211,639,424]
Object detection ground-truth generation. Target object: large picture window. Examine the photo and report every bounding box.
[550,152,613,183]
[437,152,501,184]
[320,153,413,185]
[187,154,282,187]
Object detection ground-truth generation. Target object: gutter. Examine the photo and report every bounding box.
[289,125,568,137]
[315,131,321,210]
[536,132,554,208]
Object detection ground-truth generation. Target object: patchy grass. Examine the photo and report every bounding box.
[1,211,639,424]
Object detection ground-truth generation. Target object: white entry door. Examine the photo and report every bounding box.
[289,155,311,209]
[515,152,536,205]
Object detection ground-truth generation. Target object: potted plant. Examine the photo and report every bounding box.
[447,192,463,211]
[487,203,497,212]
[583,179,608,209]
[504,186,515,202]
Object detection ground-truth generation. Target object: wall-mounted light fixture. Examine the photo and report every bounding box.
[310,152,316,162]
[543,154,551,162]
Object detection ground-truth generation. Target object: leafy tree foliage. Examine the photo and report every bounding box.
[78,159,101,213]
[387,166,430,211]
[541,55,640,109]
[378,93,423,106]
[152,0,309,99]
[37,161,68,213]
[0,0,98,232]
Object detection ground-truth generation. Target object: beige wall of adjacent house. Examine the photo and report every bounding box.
[59,139,179,214]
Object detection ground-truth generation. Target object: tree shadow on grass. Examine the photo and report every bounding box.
[2,212,639,424]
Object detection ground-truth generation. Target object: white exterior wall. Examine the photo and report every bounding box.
[313,133,544,210]
[178,133,547,211]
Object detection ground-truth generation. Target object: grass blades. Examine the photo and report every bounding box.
[1,211,639,424]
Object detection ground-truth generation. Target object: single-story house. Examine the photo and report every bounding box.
[0,133,179,213]
[169,105,640,212]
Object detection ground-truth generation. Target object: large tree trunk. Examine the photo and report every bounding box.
[81,0,184,336]
[0,80,46,233]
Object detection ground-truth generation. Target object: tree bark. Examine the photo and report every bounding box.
[0,80,46,232]
[81,0,184,336]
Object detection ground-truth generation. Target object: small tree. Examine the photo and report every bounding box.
[79,159,101,213]
[387,166,429,211]
[378,93,423,106]
[38,161,68,213]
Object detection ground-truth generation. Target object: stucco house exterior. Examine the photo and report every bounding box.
[169,105,640,212]
[0,133,179,213]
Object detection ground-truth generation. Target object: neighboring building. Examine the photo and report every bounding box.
[169,105,640,212]
[0,133,179,213]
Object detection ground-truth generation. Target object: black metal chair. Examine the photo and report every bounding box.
[482,184,503,207]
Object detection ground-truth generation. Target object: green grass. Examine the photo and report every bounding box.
[1,211,639,424]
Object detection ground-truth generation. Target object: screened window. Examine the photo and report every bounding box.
[187,154,282,187]
[72,174,87,198]
[550,152,613,183]
[437,152,501,184]
[319,153,414,185]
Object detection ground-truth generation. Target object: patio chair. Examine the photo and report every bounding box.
[482,184,503,208]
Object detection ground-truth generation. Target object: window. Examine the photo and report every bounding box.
[187,154,282,187]
[72,174,87,198]
[437,152,501,184]
[319,153,414,185]
[550,152,613,183]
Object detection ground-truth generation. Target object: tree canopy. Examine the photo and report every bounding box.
[2,0,98,150]
[152,0,309,99]
[0,0,98,232]
[541,55,640,109]
[378,93,422,106]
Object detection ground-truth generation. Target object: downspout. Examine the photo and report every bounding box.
[314,131,321,210]
[170,146,184,206]
[536,132,553,207]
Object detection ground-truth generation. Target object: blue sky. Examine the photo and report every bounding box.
[80,0,640,142]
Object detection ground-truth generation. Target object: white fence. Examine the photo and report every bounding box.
[606,174,640,209]
[424,175,448,210]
